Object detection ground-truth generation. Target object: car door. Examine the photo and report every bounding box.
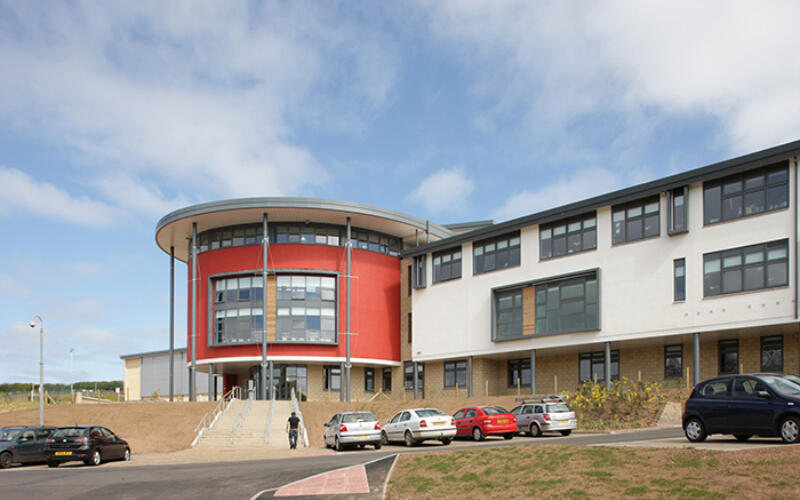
[453,409,467,435]
[16,430,37,463]
[730,377,775,434]
[461,408,477,435]
[324,414,339,446]
[693,378,731,432]
[103,428,124,459]
[34,429,54,462]
[386,412,402,441]
[399,411,412,436]
[518,405,534,430]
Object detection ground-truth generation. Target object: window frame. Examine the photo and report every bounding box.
[323,365,342,391]
[403,361,424,391]
[664,344,683,379]
[703,161,789,226]
[382,367,392,393]
[473,231,521,275]
[761,335,783,373]
[432,247,463,283]
[666,186,689,235]
[494,288,524,341]
[718,339,739,376]
[579,350,620,383]
[444,360,467,388]
[275,273,338,344]
[539,212,597,260]
[364,367,375,393]
[534,273,599,336]
[210,273,265,346]
[612,195,661,245]
[412,255,426,289]
[674,258,686,302]
[507,358,532,387]
[703,239,789,297]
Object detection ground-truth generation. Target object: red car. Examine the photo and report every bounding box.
[453,406,516,441]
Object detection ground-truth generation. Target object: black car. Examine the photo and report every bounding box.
[682,373,800,443]
[0,426,57,469]
[44,426,130,467]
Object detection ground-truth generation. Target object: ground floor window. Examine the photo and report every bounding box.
[507,358,531,387]
[444,360,467,388]
[323,365,341,391]
[382,367,392,392]
[579,350,619,383]
[664,345,683,379]
[761,335,783,372]
[718,339,739,375]
[403,361,424,391]
[364,367,375,392]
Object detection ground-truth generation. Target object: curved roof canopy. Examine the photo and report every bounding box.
[156,197,453,262]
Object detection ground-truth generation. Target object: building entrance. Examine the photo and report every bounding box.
[249,364,307,400]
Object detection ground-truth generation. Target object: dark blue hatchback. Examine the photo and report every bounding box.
[683,373,800,443]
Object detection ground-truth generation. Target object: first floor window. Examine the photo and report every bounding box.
[674,258,686,302]
[364,367,375,392]
[703,161,789,225]
[432,247,462,283]
[508,358,531,387]
[276,275,337,343]
[579,350,619,383]
[539,212,596,260]
[536,273,599,335]
[473,231,521,274]
[664,345,683,379]
[761,335,783,372]
[718,339,739,375]
[444,360,467,388]
[495,288,523,340]
[413,255,426,288]
[323,365,341,391]
[382,367,392,392]
[704,239,788,297]
[667,186,688,234]
[612,195,660,245]
[213,275,264,344]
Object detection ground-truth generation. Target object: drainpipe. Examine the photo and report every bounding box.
[794,157,798,320]
[190,223,197,402]
[169,246,174,402]
[346,217,352,402]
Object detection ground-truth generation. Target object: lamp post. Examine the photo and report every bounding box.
[28,315,44,426]
[69,348,74,403]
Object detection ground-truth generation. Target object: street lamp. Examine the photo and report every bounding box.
[69,348,75,403]
[28,315,44,426]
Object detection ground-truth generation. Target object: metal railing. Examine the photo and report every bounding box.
[290,387,309,447]
[191,386,241,447]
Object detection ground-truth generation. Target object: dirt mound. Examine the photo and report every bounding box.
[0,401,215,454]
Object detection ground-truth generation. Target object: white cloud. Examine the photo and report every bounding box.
[0,166,115,227]
[408,167,475,214]
[0,274,32,300]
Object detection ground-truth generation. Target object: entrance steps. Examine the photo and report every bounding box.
[195,399,295,447]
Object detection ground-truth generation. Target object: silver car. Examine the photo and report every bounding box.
[323,411,383,451]
[381,408,456,446]
[510,398,577,437]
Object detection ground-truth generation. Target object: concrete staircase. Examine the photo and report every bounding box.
[195,399,295,447]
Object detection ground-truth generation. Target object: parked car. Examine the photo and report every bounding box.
[683,373,800,443]
[44,426,130,466]
[453,406,516,441]
[510,396,577,437]
[382,408,456,446]
[0,426,57,469]
[323,411,382,451]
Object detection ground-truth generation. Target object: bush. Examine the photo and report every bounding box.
[562,377,666,429]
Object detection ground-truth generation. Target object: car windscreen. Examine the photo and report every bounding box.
[51,428,88,438]
[547,403,572,413]
[761,375,800,395]
[0,429,21,441]
[482,406,509,415]
[415,409,446,417]
[341,412,377,423]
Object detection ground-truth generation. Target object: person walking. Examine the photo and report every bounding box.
[286,411,302,449]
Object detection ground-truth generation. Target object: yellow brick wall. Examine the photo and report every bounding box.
[400,258,413,361]
[523,286,536,335]
[535,352,578,393]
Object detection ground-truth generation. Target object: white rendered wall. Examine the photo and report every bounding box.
[412,160,799,362]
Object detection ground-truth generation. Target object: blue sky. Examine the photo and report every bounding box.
[1,1,799,384]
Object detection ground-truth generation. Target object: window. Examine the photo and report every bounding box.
[718,339,739,375]
[276,275,337,343]
[444,360,467,388]
[473,231,521,274]
[703,161,789,225]
[213,276,265,344]
[323,365,341,391]
[403,361,424,390]
[579,350,619,382]
[612,195,660,245]
[667,186,688,234]
[407,313,412,344]
[432,247,462,283]
[535,273,599,335]
[674,258,686,301]
[364,367,375,392]
[407,265,412,296]
[761,335,783,372]
[703,239,788,297]
[508,358,531,387]
[382,367,392,392]
[539,212,597,260]
[699,379,729,397]
[664,345,683,379]
[495,289,523,340]
[412,255,426,289]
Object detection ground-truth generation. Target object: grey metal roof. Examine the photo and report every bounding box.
[402,139,800,257]
[119,347,187,360]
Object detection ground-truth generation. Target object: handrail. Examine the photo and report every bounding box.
[290,387,309,447]
[192,386,242,447]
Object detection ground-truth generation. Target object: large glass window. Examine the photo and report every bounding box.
[495,289,523,340]
[718,340,739,375]
[473,231,521,274]
[761,335,783,372]
[432,247,462,283]
[539,212,597,260]
[403,362,424,391]
[535,274,599,335]
[674,258,686,302]
[276,275,336,343]
[667,186,688,234]
[382,367,392,392]
[213,276,264,344]
[364,367,375,393]
[444,360,467,388]
[664,345,683,379]
[703,162,789,225]
[508,358,531,387]
[323,365,341,391]
[579,350,619,383]
[612,196,660,245]
[703,239,788,297]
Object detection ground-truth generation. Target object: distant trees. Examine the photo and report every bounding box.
[0,381,123,393]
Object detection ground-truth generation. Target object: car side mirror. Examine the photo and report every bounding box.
[757,390,772,399]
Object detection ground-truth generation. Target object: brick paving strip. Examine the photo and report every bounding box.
[273,464,370,496]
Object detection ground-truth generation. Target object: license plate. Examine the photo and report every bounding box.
[55,451,72,456]
[560,420,569,424]
[357,434,369,439]
[434,421,445,426]
[497,419,508,423]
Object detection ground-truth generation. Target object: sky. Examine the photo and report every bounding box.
[1,1,799,385]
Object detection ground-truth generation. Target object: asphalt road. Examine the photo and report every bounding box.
[0,427,772,500]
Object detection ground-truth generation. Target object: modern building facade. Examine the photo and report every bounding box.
[140,140,800,401]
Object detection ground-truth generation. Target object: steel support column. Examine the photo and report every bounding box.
[190,223,197,401]
[169,246,175,402]
[207,363,213,401]
[261,213,269,401]
[693,332,700,386]
[340,362,345,402]
[530,349,536,395]
[346,217,352,402]
[604,342,611,392]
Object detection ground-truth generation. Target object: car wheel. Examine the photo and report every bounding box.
[560,430,572,437]
[123,448,131,461]
[381,431,389,445]
[503,433,513,440]
[334,437,344,452]
[47,461,59,468]
[84,449,102,466]
[323,435,328,448]
[734,434,751,442]
[0,452,12,469]
[780,416,800,444]
[440,437,452,445]
[374,442,382,450]
[404,430,416,447]
[529,423,541,438]
[472,427,484,441]
[684,417,707,442]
